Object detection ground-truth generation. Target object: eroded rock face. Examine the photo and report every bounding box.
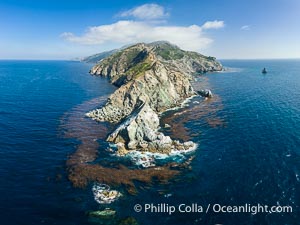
[86,61,194,123]
[107,102,194,154]
[106,102,169,152]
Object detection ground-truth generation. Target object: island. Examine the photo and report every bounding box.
[86,41,222,157]
[66,41,223,196]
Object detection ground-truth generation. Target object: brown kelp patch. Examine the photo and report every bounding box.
[161,77,226,140]
[206,117,226,128]
[68,163,180,194]
[60,96,182,194]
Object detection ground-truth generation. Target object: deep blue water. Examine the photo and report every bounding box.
[0,60,299,225]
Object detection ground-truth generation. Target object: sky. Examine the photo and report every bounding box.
[0,0,300,59]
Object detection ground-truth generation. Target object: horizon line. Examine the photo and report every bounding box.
[1,57,300,61]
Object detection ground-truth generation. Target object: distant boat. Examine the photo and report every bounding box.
[262,68,267,74]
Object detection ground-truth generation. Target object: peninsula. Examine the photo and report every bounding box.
[86,41,222,157]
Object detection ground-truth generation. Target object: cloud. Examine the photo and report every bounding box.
[119,4,168,20]
[241,25,251,30]
[61,4,225,52]
[61,20,215,51]
[201,20,225,30]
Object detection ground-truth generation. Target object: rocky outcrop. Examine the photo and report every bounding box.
[198,89,213,98]
[88,209,116,218]
[86,60,194,123]
[86,41,222,153]
[106,101,195,154]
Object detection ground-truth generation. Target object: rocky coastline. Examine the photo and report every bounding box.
[86,41,223,157]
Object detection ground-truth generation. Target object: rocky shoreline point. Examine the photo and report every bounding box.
[86,41,222,156]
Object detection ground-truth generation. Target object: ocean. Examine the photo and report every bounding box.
[0,59,299,225]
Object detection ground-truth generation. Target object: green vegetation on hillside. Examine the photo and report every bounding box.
[90,41,222,84]
[154,44,185,60]
[125,61,152,78]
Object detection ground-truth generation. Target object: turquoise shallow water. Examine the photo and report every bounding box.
[0,59,299,224]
